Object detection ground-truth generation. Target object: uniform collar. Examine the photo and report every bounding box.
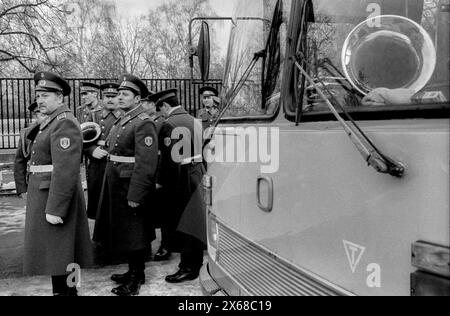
[40,105,71,131]
[167,106,186,119]
[102,109,122,119]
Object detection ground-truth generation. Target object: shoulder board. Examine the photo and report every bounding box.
[138,113,150,120]
[121,116,132,126]
[57,113,67,120]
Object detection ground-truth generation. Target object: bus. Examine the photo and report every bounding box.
[196,0,450,296]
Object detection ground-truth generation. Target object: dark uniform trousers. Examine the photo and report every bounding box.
[85,109,122,219]
[178,163,206,271]
[159,107,206,273]
[152,113,171,250]
[94,105,159,274]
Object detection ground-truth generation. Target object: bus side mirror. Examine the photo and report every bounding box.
[190,21,211,81]
[198,22,211,81]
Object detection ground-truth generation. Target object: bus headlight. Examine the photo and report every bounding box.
[202,175,213,206]
[207,212,219,262]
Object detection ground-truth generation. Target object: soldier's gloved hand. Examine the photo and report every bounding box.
[46,214,64,225]
[156,184,163,190]
[92,147,108,159]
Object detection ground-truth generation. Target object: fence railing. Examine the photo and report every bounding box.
[0,78,222,149]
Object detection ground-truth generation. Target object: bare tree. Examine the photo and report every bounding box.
[0,0,70,75]
[141,0,222,79]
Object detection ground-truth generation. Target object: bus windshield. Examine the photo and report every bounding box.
[290,0,449,117]
[221,0,283,119]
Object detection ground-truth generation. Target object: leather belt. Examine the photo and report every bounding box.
[181,155,203,166]
[109,155,135,163]
[29,165,54,173]
[97,140,106,146]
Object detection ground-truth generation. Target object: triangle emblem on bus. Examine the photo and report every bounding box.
[343,240,366,274]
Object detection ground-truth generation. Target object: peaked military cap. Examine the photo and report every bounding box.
[100,82,120,96]
[142,90,158,102]
[199,86,218,96]
[34,71,71,96]
[152,88,179,108]
[80,82,100,92]
[118,74,149,97]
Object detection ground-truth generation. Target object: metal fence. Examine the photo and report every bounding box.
[0,78,221,149]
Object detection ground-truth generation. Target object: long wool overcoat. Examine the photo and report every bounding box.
[23,106,93,276]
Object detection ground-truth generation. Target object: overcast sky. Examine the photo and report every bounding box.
[115,0,236,17]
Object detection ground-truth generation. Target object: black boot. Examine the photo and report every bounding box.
[153,246,171,262]
[52,275,68,296]
[111,271,145,296]
[111,271,132,284]
[66,287,78,296]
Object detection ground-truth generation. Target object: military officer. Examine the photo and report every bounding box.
[197,86,220,131]
[93,74,159,296]
[141,93,170,261]
[141,93,164,134]
[23,72,92,296]
[84,83,122,220]
[155,88,206,283]
[77,82,102,124]
[14,101,47,195]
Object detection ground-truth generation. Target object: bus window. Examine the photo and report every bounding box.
[221,0,284,120]
[284,0,449,120]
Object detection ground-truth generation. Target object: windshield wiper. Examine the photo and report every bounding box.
[203,50,265,142]
[292,57,406,178]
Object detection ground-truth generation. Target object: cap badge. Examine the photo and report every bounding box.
[38,80,46,87]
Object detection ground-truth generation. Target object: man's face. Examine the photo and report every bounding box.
[103,94,119,111]
[117,90,140,112]
[81,91,98,107]
[159,103,170,118]
[202,94,215,108]
[141,100,157,116]
[36,91,63,115]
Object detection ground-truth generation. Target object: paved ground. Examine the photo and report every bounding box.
[0,172,204,296]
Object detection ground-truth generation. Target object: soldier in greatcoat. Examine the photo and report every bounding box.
[140,93,171,262]
[155,89,207,283]
[84,83,122,220]
[76,82,102,124]
[23,71,93,296]
[93,74,159,296]
[196,86,220,131]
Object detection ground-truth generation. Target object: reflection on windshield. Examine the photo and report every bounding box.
[302,0,449,113]
[221,0,281,118]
